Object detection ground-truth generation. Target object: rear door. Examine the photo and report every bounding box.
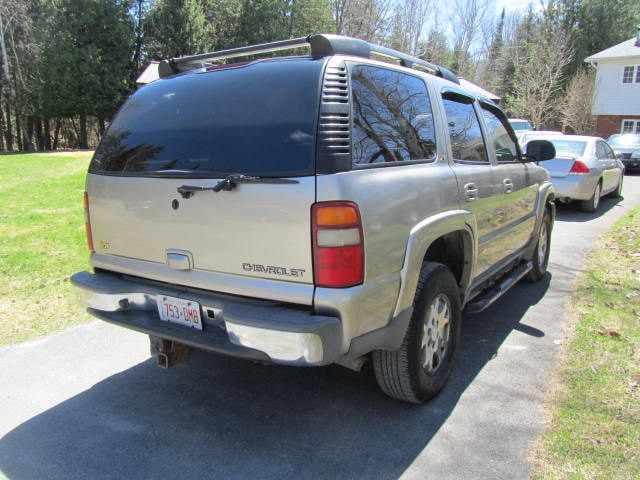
[479,103,537,257]
[441,92,501,276]
[87,58,323,291]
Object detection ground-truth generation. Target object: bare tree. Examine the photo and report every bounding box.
[386,0,432,55]
[449,0,492,76]
[331,0,392,42]
[560,68,596,134]
[506,23,573,129]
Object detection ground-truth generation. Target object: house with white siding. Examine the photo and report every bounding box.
[585,29,640,138]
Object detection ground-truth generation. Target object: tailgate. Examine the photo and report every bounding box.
[85,57,324,293]
[88,174,315,284]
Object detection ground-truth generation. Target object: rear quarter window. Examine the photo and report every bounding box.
[350,64,437,166]
[90,58,324,178]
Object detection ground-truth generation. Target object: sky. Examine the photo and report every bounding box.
[494,0,541,13]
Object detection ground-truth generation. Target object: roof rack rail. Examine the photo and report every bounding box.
[158,34,459,85]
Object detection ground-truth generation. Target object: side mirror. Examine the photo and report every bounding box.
[524,139,555,162]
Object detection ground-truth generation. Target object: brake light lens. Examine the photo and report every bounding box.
[312,202,364,288]
[570,160,590,174]
[83,192,94,253]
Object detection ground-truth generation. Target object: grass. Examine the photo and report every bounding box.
[0,151,93,347]
[533,207,640,479]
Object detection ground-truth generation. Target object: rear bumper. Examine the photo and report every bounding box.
[71,271,342,366]
[550,174,598,201]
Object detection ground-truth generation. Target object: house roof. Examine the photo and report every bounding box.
[136,61,160,85]
[585,36,640,63]
[458,78,500,101]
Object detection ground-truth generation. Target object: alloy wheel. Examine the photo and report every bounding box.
[538,220,548,267]
[421,293,451,374]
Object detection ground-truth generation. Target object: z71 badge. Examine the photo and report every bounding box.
[242,263,305,278]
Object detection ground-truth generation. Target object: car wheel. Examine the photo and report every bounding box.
[580,181,601,213]
[526,207,551,282]
[372,263,461,404]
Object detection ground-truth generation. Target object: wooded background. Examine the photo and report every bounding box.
[0,0,638,152]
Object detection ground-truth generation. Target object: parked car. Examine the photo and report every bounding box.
[508,118,534,132]
[516,130,563,147]
[72,34,556,403]
[607,134,640,171]
[521,134,624,212]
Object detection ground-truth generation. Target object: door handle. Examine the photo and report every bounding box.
[503,178,513,194]
[464,182,478,201]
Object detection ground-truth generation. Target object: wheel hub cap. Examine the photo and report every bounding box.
[421,293,451,374]
[538,221,548,266]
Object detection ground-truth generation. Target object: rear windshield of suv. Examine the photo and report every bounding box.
[89,58,323,178]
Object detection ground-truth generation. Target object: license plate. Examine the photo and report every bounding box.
[157,295,203,330]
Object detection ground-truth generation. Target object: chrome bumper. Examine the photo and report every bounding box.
[72,271,342,366]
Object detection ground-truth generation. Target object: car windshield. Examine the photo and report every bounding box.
[509,120,532,131]
[548,139,587,157]
[608,135,640,148]
[89,58,322,178]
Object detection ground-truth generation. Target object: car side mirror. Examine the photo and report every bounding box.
[524,139,555,162]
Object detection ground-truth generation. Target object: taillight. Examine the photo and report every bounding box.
[312,201,364,288]
[570,160,590,174]
[83,191,94,253]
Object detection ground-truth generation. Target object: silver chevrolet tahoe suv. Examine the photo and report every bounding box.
[72,34,556,403]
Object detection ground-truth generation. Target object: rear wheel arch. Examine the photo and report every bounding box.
[421,230,473,292]
[393,211,476,318]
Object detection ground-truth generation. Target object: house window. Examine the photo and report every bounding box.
[621,119,640,134]
[623,66,634,83]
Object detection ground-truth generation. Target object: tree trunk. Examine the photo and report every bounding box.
[4,102,13,151]
[97,116,106,137]
[52,118,61,150]
[44,118,51,150]
[34,117,44,151]
[23,116,35,152]
[79,114,88,149]
[15,114,23,151]
[0,93,5,152]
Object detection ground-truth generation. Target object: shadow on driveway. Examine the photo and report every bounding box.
[0,276,551,479]
[554,195,623,223]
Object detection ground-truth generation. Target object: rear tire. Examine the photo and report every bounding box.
[580,181,601,213]
[526,207,551,282]
[372,263,461,404]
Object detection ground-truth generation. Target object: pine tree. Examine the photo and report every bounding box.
[144,0,212,59]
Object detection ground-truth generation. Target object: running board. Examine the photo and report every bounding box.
[465,261,533,313]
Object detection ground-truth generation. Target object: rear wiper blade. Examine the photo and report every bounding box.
[177,174,299,198]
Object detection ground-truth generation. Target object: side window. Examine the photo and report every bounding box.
[596,141,607,159]
[350,65,437,165]
[442,95,488,163]
[480,105,519,162]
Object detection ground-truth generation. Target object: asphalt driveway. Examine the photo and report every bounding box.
[1,175,639,480]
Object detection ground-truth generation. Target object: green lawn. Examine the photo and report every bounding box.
[0,151,93,346]
[533,207,640,479]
